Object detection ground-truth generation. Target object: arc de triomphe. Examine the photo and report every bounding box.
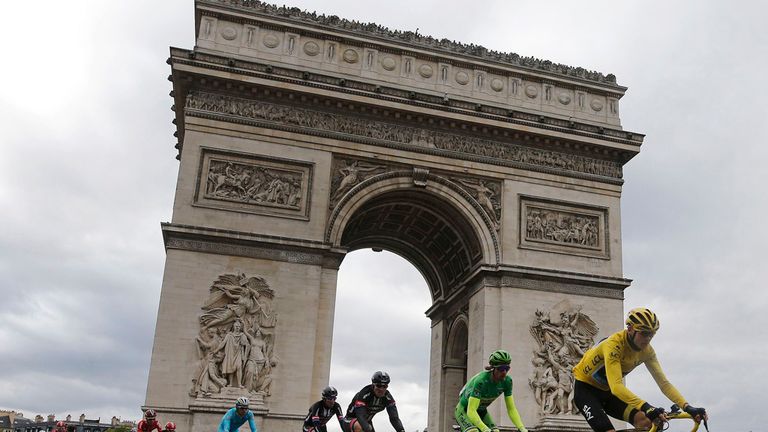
[145,1,643,431]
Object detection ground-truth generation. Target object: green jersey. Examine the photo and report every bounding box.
[457,370,513,412]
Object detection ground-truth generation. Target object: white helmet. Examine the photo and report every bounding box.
[235,396,249,408]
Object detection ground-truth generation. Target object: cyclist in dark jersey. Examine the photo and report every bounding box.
[303,386,344,432]
[341,371,405,432]
[455,350,528,432]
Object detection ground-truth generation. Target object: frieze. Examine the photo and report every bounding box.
[185,92,623,180]
[200,0,617,85]
[195,148,313,220]
[520,197,608,258]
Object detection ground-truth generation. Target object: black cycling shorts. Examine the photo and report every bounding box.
[573,380,638,432]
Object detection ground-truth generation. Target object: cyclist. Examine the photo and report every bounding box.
[341,371,405,432]
[53,421,67,432]
[218,397,257,432]
[137,410,162,432]
[573,307,708,432]
[164,422,176,432]
[302,386,344,432]
[455,349,528,432]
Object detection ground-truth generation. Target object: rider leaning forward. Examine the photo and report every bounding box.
[573,307,707,432]
[455,349,528,432]
[302,386,344,432]
[341,371,405,432]
[218,397,258,432]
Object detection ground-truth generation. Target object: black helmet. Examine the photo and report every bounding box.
[322,386,338,399]
[371,371,390,384]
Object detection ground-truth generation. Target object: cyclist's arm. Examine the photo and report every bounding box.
[503,395,527,432]
[217,412,231,432]
[603,339,646,409]
[466,397,491,431]
[246,411,257,432]
[645,353,687,408]
[385,403,405,432]
[335,403,345,429]
[351,405,373,432]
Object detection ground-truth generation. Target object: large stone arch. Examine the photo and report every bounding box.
[327,170,500,300]
[148,2,642,432]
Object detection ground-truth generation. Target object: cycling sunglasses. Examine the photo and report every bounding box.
[495,365,511,372]
[374,383,389,388]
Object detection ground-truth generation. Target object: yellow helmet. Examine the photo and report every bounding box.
[626,307,659,332]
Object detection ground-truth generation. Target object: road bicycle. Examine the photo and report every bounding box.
[649,404,709,432]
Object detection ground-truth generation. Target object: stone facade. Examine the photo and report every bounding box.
[147,1,642,431]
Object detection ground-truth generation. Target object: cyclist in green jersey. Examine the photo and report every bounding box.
[455,350,528,432]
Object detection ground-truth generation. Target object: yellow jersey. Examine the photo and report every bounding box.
[573,329,687,410]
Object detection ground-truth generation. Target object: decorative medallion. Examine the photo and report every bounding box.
[342,49,359,64]
[303,41,320,56]
[490,78,504,92]
[455,71,470,85]
[220,26,238,41]
[525,84,539,99]
[418,64,434,78]
[558,92,571,105]
[381,57,396,71]
[590,98,604,112]
[262,33,280,48]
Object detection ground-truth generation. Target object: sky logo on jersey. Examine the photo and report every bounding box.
[582,405,594,421]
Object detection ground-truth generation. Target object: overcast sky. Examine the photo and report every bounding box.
[1,1,766,431]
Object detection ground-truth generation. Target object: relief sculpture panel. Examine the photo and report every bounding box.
[520,197,608,258]
[450,176,502,230]
[529,301,597,416]
[195,149,313,220]
[190,273,278,402]
[328,157,388,209]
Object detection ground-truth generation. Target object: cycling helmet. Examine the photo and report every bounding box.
[144,410,157,419]
[626,307,660,332]
[321,386,338,399]
[165,422,176,431]
[235,396,249,408]
[55,422,66,429]
[488,349,511,366]
[371,371,391,384]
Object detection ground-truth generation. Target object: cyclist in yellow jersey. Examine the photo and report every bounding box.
[572,308,707,432]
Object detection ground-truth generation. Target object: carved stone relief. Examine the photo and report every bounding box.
[190,273,278,400]
[185,92,624,180]
[329,158,388,208]
[195,148,313,220]
[529,301,597,416]
[450,176,501,230]
[520,197,607,258]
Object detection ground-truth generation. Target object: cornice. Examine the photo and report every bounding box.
[168,49,642,163]
[196,0,622,88]
[161,222,346,268]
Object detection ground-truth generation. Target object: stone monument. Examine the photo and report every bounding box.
[145,1,643,431]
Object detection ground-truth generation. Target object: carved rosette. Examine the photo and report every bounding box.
[189,273,278,402]
[529,300,598,416]
[520,197,608,258]
[196,148,313,220]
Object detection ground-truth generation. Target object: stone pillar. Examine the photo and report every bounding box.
[427,319,445,432]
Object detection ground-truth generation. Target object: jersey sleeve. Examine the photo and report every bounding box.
[644,349,688,408]
[603,335,646,409]
[247,411,257,432]
[217,411,231,432]
[386,404,404,432]
[503,376,513,397]
[466,397,490,431]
